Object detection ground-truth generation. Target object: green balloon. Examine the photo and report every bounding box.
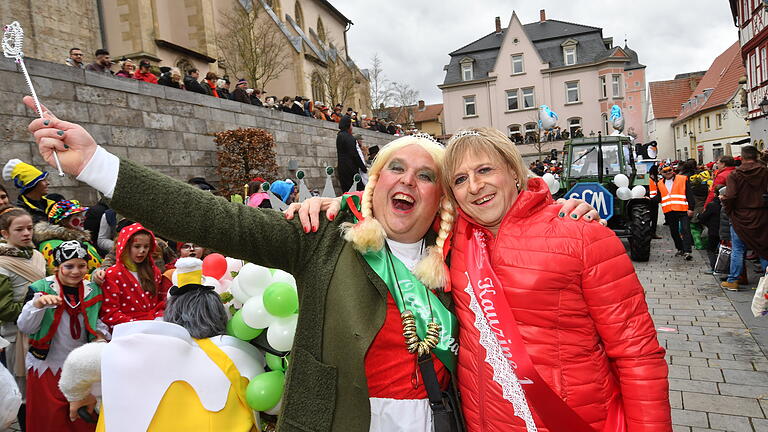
[265,353,287,372]
[246,371,285,411]
[227,311,263,341]
[262,282,299,318]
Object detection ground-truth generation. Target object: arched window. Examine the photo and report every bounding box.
[507,124,522,142]
[524,122,538,143]
[601,113,609,135]
[294,1,304,29]
[311,72,325,104]
[317,17,326,43]
[568,117,582,137]
[264,0,282,19]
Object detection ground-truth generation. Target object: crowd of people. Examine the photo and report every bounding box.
[647,149,768,289]
[0,91,682,432]
[0,156,304,431]
[65,48,418,136]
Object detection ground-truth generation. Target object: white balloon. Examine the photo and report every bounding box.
[613,174,630,189]
[631,185,646,199]
[237,264,273,298]
[171,270,178,286]
[204,277,223,294]
[548,179,560,195]
[616,186,633,201]
[241,295,276,329]
[267,315,298,352]
[542,173,555,184]
[223,257,244,281]
[265,397,283,415]
[270,269,296,289]
[230,278,251,304]
[219,279,232,293]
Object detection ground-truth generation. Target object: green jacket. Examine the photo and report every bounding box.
[108,160,452,432]
[27,276,102,359]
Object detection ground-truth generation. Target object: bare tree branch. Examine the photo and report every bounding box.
[368,54,392,117]
[389,81,419,126]
[216,5,290,92]
[312,42,357,107]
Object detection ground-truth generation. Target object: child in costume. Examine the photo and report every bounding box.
[34,200,102,275]
[60,258,263,432]
[16,240,107,432]
[100,223,171,326]
[0,206,47,429]
[2,159,64,223]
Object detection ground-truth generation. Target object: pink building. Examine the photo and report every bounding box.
[439,10,646,160]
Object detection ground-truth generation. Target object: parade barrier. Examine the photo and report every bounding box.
[0,58,393,204]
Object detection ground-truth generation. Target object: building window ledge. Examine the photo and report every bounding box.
[598,97,608,101]
[612,96,624,100]
[510,72,526,77]
[462,115,479,119]
[565,101,582,106]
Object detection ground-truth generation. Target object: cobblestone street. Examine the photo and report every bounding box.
[637,234,768,432]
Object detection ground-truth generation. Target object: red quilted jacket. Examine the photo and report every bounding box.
[448,178,671,432]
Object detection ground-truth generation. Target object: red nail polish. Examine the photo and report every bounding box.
[312,225,318,232]
[329,213,335,221]
[303,226,309,233]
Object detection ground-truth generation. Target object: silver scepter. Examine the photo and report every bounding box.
[2,21,65,176]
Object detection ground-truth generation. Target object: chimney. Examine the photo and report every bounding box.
[495,16,501,33]
[418,100,425,111]
[540,9,546,22]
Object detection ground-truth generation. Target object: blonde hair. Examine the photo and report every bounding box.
[341,135,453,289]
[442,127,530,205]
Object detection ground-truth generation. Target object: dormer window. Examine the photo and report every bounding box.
[460,58,474,81]
[561,39,578,66]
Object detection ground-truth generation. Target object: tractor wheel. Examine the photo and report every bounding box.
[628,202,652,262]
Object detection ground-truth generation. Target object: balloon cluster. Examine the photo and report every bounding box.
[173,257,297,415]
[613,174,646,200]
[229,263,298,413]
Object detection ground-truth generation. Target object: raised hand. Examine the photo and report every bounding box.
[24,96,98,176]
[34,294,63,308]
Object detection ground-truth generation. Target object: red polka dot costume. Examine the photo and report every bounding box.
[100,223,171,326]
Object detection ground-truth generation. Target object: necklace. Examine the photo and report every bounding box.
[385,242,441,357]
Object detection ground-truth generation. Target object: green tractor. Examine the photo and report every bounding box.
[557,133,653,261]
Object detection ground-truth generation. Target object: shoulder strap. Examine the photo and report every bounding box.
[417,353,443,407]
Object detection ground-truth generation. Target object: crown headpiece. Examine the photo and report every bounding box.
[449,130,481,143]
[412,132,440,144]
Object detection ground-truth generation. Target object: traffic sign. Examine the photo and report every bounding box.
[697,145,704,151]
[565,182,615,220]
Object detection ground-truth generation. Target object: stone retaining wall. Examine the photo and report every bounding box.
[0,58,394,204]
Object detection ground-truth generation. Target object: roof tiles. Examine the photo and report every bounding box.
[673,42,744,124]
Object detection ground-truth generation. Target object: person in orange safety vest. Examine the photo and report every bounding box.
[653,163,695,260]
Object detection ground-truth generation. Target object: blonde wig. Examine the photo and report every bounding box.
[441,127,531,205]
[341,135,454,289]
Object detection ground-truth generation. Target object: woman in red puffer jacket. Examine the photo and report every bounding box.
[437,128,671,432]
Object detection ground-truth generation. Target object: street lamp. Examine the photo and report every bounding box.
[759,96,768,115]
[688,131,694,139]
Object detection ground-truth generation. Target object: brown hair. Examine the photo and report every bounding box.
[441,127,530,204]
[0,205,31,232]
[719,155,736,167]
[126,230,158,295]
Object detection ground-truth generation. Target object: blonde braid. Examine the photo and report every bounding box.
[340,173,387,252]
[414,196,454,289]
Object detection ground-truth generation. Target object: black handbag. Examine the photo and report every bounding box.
[417,353,465,432]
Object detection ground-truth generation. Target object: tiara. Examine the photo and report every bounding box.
[451,130,481,140]
[412,132,439,144]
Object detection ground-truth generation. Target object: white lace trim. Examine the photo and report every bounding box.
[464,283,537,431]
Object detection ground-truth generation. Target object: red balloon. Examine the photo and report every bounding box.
[202,253,227,280]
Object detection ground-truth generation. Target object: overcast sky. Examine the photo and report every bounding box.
[334,0,739,105]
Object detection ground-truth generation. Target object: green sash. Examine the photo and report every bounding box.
[363,247,458,372]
